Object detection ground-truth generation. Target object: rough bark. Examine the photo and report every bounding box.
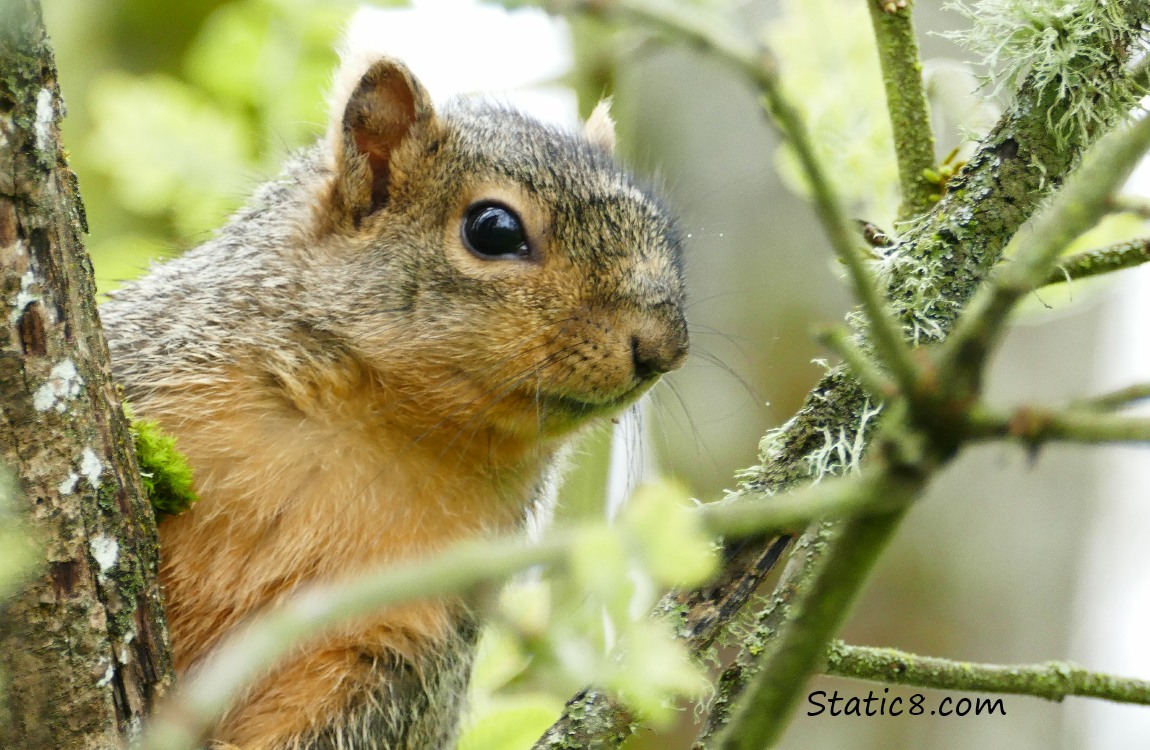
[0,2,172,747]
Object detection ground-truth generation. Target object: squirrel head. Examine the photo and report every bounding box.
[306,55,688,445]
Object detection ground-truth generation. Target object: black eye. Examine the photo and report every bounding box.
[462,202,530,259]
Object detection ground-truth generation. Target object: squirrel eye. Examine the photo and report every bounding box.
[461,202,530,259]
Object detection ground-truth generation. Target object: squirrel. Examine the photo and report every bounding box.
[100,44,688,750]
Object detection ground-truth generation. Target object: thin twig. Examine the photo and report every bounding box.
[697,471,909,539]
[1110,194,1150,218]
[1071,383,1150,411]
[965,405,1150,445]
[1043,236,1150,286]
[866,0,938,220]
[825,641,1150,705]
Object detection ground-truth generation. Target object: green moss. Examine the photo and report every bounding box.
[125,403,198,517]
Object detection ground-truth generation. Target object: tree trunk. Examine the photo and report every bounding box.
[0,2,173,747]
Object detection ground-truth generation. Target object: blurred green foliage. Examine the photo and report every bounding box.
[468,479,716,743]
[47,0,359,294]
[767,0,900,227]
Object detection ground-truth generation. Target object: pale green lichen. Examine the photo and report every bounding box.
[863,244,958,345]
[946,0,1148,150]
[804,397,882,481]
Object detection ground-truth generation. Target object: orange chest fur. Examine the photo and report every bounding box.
[150,378,542,671]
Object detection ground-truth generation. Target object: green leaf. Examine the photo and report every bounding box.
[622,479,718,588]
[607,618,710,727]
[458,695,564,750]
[568,524,633,625]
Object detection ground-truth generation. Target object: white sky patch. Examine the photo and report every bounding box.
[80,447,104,488]
[33,359,83,413]
[34,87,53,154]
[346,2,577,127]
[90,534,119,573]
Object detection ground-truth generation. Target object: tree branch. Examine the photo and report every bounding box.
[825,641,1150,705]
[965,405,1150,445]
[0,4,172,747]
[714,106,1150,746]
[695,6,1150,746]
[1043,236,1150,286]
[866,0,938,221]
[941,114,1150,388]
[713,489,919,749]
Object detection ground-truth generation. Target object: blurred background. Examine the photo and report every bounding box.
[39,0,1150,747]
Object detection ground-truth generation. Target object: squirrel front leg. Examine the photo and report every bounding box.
[210,616,479,750]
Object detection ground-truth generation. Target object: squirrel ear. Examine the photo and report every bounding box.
[583,99,616,154]
[329,56,437,220]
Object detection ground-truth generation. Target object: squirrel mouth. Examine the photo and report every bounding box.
[536,379,655,421]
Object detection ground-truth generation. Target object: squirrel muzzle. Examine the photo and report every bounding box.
[631,314,689,381]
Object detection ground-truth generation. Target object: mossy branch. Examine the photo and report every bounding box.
[1043,236,1150,286]
[693,9,1150,750]
[825,641,1150,705]
[940,113,1150,386]
[713,106,1150,744]
[866,0,938,221]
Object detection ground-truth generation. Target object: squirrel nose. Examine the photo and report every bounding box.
[631,324,689,381]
